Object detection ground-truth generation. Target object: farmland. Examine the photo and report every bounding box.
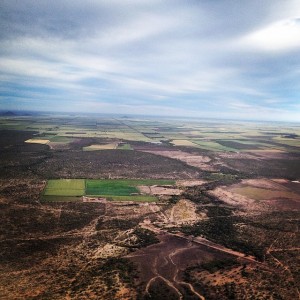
[42,178,176,202]
[1,115,300,155]
[44,179,85,196]
[83,143,118,151]
[0,114,300,300]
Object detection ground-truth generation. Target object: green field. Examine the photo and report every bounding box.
[86,179,139,196]
[2,115,299,154]
[42,179,175,202]
[49,136,75,143]
[86,179,174,197]
[192,140,236,152]
[43,179,85,196]
[83,143,118,151]
[117,143,133,150]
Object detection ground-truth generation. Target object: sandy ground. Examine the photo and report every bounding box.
[216,152,260,160]
[165,199,204,224]
[217,150,289,160]
[239,179,290,190]
[211,178,300,211]
[138,185,182,196]
[208,187,257,210]
[176,180,207,187]
[93,243,128,259]
[25,139,50,144]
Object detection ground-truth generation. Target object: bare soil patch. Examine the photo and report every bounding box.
[265,198,300,210]
[176,180,207,187]
[165,199,203,225]
[140,150,216,171]
[209,187,256,209]
[240,179,290,190]
[25,139,50,145]
[212,178,300,211]
[216,152,260,160]
[138,185,181,196]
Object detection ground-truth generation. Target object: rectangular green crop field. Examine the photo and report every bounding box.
[86,179,139,196]
[44,179,85,196]
[86,179,175,195]
[42,179,175,202]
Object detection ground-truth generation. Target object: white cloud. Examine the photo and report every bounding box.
[241,18,300,52]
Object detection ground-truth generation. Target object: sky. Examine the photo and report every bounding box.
[0,0,300,121]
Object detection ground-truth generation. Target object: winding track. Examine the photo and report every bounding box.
[126,229,207,299]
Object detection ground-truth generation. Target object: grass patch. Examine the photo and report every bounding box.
[49,136,75,143]
[43,179,85,196]
[42,179,171,202]
[86,179,139,196]
[192,140,236,152]
[171,139,198,147]
[216,140,263,150]
[117,143,133,150]
[273,136,300,146]
[83,143,118,151]
[86,179,175,196]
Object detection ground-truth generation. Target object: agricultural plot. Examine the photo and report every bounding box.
[231,186,300,201]
[192,140,236,152]
[215,140,280,151]
[86,179,140,196]
[25,139,50,145]
[43,179,85,196]
[171,139,199,147]
[49,136,75,143]
[42,179,176,202]
[86,179,175,202]
[106,131,153,142]
[117,143,133,150]
[83,143,118,151]
[226,179,300,210]
[272,136,300,149]
[2,115,299,155]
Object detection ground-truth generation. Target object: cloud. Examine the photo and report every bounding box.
[0,0,299,121]
[241,18,300,52]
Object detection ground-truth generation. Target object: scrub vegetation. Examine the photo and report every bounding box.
[0,114,299,300]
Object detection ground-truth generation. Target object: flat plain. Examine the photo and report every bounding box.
[0,114,300,300]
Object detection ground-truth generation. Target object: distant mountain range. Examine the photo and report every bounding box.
[0,111,32,116]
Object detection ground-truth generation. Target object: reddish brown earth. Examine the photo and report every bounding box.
[126,232,234,299]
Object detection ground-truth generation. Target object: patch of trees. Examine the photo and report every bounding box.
[183,176,240,205]
[223,157,300,179]
[181,216,265,261]
[96,218,139,231]
[183,185,222,205]
[70,257,138,296]
[168,195,180,204]
[133,227,159,248]
[185,258,237,276]
[101,257,137,284]
[282,134,298,139]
